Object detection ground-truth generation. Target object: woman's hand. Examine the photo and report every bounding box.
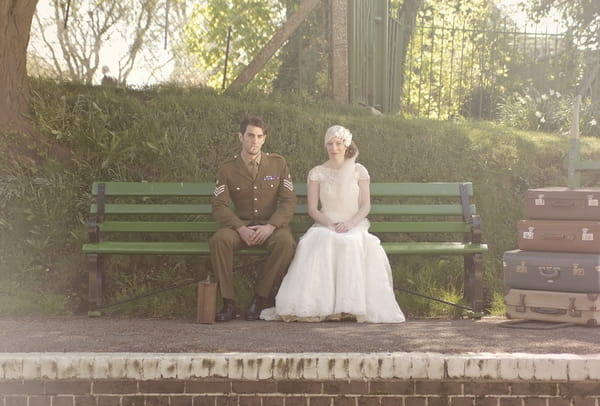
[332,221,354,233]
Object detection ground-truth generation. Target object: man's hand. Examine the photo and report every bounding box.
[248,224,276,245]
[237,224,276,246]
[236,226,256,245]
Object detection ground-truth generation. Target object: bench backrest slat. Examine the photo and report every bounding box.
[99,221,222,233]
[91,204,213,215]
[369,204,476,216]
[370,182,473,197]
[92,182,215,196]
[90,203,476,216]
[91,182,473,198]
[89,181,478,241]
[369,221,471,233]
[98,220,470,234]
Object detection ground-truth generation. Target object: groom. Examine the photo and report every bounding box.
[209,115,297,321]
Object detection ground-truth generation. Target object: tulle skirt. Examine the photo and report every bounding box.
[260,223,405,323]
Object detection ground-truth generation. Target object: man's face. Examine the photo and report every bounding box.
[239,125,266,158]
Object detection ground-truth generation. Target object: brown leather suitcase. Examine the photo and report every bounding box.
[517,219,600,253]
[503,249,600,292]
[505,288,600,326]
[524,187,600,220]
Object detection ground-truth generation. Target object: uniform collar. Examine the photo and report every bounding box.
[240,151,262,167]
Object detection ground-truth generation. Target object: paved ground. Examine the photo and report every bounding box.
[1,316,600,354]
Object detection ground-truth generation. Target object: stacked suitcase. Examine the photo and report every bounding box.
[503,187,600,326]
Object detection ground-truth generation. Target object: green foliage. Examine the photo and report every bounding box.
[486,290,507,317]
[273,0,330,96]
[4,78,600,318]
[498,88,600,137]
[184,0,284,91]
[526,0,600,50]
[402,0,514,119]
[393,257,467,319]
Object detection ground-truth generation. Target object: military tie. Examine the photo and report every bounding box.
[249,160,258,179]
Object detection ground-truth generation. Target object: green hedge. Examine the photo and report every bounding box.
[2,79,599,318]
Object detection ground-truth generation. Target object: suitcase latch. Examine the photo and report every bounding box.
[582,228,594,241]
[588,195,598,207]
[522,227,534,240]
[572,264,585,276]
[535,194,545,206]
[516,261,528,273]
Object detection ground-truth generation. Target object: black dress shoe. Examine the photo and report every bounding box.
[216,300,236,322]
[245,296,267,321]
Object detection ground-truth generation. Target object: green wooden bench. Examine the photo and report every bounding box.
[82,181,488,315]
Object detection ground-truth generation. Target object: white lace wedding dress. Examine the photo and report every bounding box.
[260,162,405,323]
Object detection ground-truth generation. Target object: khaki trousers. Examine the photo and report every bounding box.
[208,226,296,301]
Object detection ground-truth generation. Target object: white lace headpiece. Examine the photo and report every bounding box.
[324,125,352,147]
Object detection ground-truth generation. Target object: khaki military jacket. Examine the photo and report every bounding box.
[212,152,297,229]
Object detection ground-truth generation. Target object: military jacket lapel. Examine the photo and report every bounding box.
[235,155,253,181]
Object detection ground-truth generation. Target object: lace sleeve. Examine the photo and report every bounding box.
[307,165,321,182]
[355,163,370,180]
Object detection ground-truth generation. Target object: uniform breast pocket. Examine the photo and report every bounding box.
[230,185,251,200]
[259,181,280,197]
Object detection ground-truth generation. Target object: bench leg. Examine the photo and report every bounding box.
[87,254,104,316]
[464,253,484,313]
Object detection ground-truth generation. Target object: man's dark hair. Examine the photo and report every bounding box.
[239,115,267,135]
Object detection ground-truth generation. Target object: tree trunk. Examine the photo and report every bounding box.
[330,0,348,104]
[1,0,71,166]
[395,0,423,102]
[226,0,321,92]
[0,0,38,134]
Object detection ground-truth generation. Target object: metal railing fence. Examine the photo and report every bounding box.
[348,0,578,118]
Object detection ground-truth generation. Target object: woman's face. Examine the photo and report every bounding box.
[326,137,348,161]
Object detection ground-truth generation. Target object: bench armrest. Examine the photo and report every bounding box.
[469,214,483,244]
[88,216,99,243]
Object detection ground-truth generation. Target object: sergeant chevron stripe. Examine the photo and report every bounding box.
[214,185,225,196]
[283,179,294,191]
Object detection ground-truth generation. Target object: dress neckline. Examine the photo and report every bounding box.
[321,162,355,170]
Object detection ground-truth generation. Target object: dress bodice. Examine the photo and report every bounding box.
[308,163,370,223]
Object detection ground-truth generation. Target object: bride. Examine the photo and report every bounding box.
[260,125,405,323]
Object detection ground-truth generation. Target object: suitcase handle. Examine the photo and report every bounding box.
[539,268,559,279]
[540,233,573,241]
[531,306,567,315]
[550,200,575,208]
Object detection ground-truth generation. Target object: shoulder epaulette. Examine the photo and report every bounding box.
[222,155,239,164]
[264,152,284,160]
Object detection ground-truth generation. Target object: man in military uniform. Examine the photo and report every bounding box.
[209,115,297,321]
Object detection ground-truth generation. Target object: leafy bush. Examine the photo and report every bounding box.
[498,88,600,137]
[3,78,600,318]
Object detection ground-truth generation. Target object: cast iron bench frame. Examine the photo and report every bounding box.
[82,181,488,315]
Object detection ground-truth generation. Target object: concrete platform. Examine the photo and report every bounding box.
[1,316,599,354]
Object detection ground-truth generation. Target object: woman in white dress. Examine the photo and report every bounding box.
[260,125,405,323]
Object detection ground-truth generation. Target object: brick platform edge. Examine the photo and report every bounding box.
[1,352,600,405]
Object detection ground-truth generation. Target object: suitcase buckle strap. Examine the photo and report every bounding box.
[516,294,526,313]
[568,297,582,318]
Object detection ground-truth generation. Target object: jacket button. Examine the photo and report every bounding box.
[253,186,257,190]
[254,197,258,201]
[254,209,258,213]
